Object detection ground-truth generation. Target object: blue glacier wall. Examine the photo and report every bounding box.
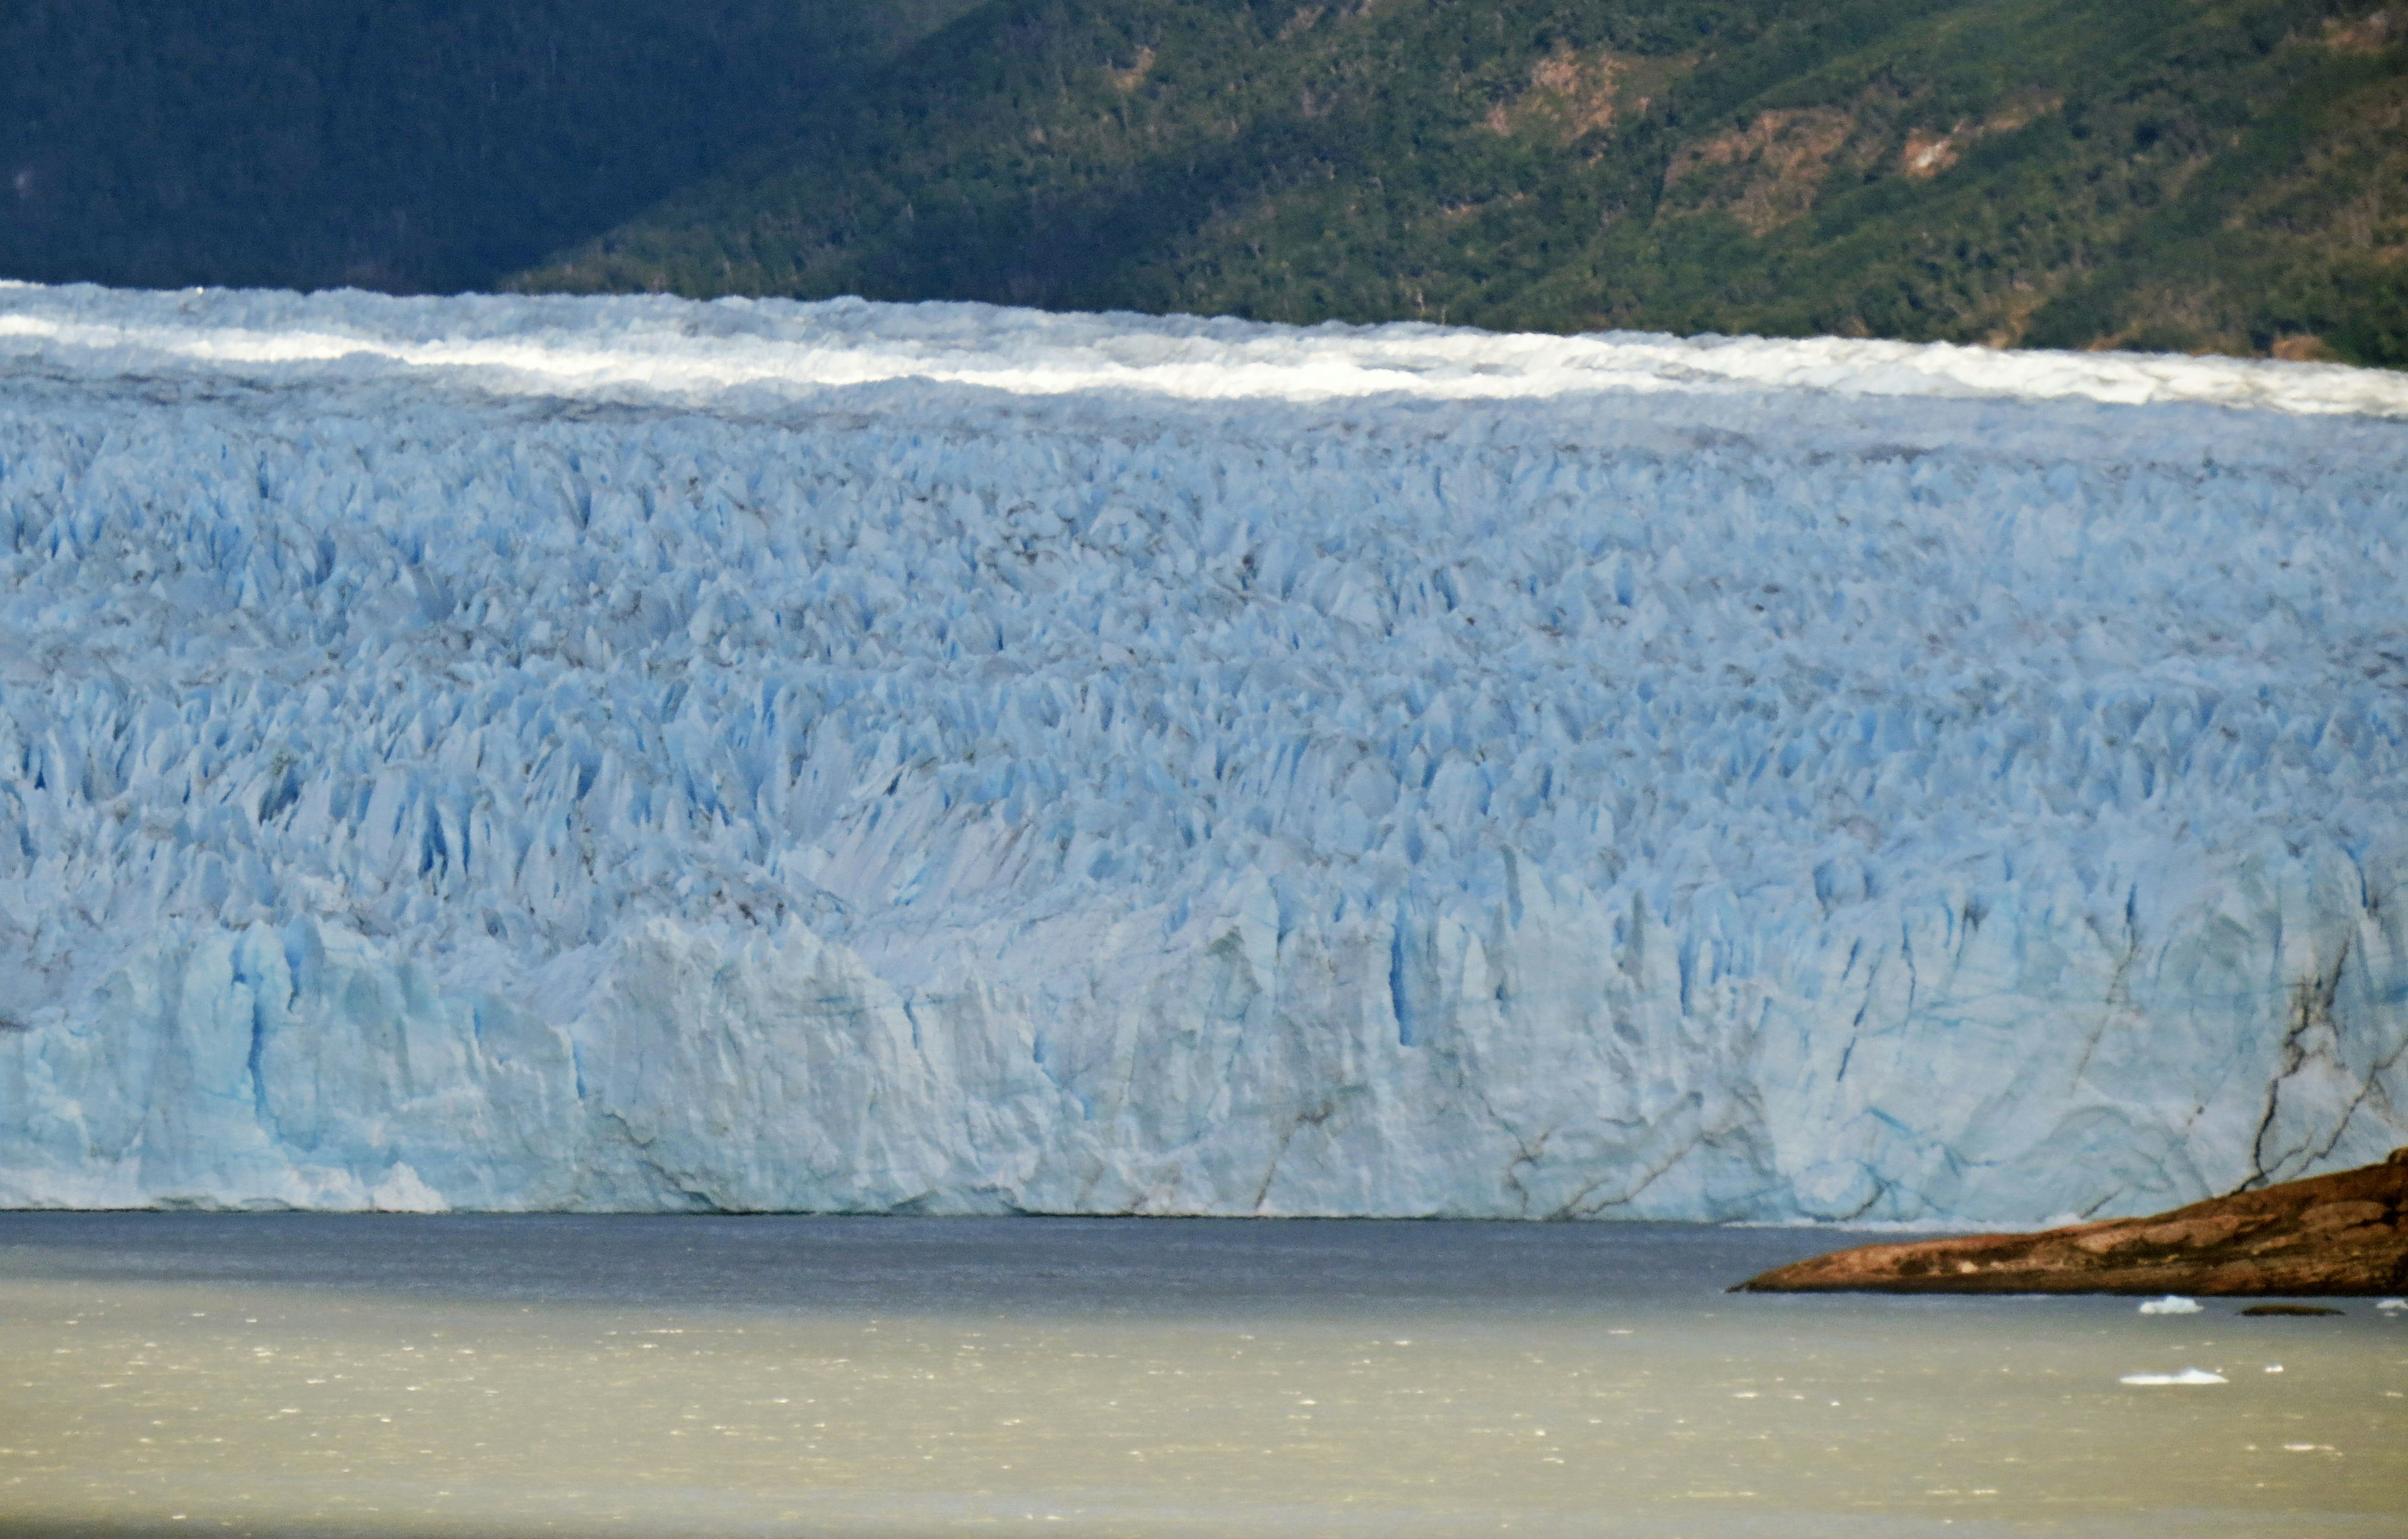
[2,283,2404,1220]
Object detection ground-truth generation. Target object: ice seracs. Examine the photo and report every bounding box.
[1,282,2405,1219]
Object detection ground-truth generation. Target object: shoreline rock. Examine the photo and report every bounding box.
[1736,1149,2408,1296]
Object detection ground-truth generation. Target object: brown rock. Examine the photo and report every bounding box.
[1735,1150,2408,1296]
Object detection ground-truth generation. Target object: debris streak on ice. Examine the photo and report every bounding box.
[1,282,2404,1219]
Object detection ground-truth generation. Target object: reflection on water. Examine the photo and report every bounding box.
[1,1215,2401,1537]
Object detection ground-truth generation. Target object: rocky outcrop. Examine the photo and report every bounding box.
[1737,1150,2408,1296]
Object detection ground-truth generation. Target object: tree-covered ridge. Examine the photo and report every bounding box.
[516,0,2408,366]
[0,1,984,295]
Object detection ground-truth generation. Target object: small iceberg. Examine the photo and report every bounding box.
[2138,1296,2204,1315]
[2377,1299,2406,1313]
[2120,1368,2227,1386]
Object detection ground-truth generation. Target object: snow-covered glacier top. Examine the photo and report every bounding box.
[7,278,2407,416]
[2,281,2404,1222]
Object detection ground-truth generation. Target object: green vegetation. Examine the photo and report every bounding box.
[0,1,982,294]
[517,0,2408,365]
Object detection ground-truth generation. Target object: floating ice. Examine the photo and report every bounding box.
[2120,1368,2227,1386]
[2137,1297,2205,1316]
[2377,1299,2407,1313]
[1,282,2405,1219]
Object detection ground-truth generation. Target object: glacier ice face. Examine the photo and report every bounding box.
[1,281,2404,1222]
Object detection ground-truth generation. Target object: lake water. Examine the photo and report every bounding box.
[1,1215,2401,1537]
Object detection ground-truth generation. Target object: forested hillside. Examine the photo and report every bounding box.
[3,2,2396,362]
[0,1,981,294]
[518,0,2408,365]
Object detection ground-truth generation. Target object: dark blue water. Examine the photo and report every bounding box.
[0,1212,1875,1314]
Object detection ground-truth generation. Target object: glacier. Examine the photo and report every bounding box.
[2,279,2405,1222]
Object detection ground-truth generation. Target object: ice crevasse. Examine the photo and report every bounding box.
[1,280,2405,1222]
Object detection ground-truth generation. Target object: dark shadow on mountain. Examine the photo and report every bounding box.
[0,1,985,295]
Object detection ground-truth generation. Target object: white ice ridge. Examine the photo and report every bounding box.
[3,280,2407,418]
[1,281,2405,1219]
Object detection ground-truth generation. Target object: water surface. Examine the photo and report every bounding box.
[1,1215,2401,1536]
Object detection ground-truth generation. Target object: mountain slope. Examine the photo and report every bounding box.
[0,0,985,295]
[514,0,2408,366]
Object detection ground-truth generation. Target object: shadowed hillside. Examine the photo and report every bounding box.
[0,0,984,294]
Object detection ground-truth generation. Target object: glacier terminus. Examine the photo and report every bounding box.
[2,280,2405,1223]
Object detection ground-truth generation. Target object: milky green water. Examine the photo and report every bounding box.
[1,1217,2400,1538]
